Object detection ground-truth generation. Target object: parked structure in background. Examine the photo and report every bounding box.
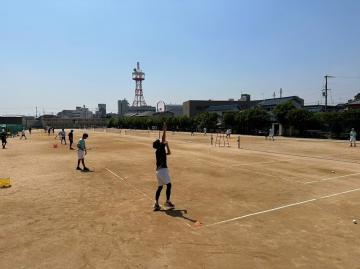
[57,106,93,119]
[96,104,106,118]
[0,116,24,134]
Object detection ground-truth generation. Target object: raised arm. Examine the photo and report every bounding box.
[162,122,167,143]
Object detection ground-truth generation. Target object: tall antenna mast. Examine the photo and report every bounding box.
[132,62,147,107]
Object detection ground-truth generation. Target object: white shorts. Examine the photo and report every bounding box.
[156,168,171,186]
[350,137,356,143]
[77,150,85,160]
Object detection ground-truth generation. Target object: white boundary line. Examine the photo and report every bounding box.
[304,172,360,184]
[105,168,152,201]
[204,187,360,228]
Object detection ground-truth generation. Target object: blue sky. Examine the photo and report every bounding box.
[1,0,360,115]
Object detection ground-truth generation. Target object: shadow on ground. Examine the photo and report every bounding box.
[160,209,197,223]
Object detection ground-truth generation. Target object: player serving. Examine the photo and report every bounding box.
[153,122,174,211]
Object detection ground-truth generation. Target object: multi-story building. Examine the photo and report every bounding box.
[118,99,130,116]
[257,96,304,111]
[183,94,259,117]
[57,106,93,119]
[97,104,106,118]
[165,104,183,116]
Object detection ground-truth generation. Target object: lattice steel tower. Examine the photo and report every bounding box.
[132,62,147,107]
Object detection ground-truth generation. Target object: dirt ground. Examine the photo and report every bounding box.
[1,129,360,269]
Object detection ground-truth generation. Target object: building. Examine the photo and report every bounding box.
[0,116,24,133]
[165,104,183,116]
[126,105,156,115]
[347,100,360,110]
[182,94,259,117]
[97,104,106,118]
[304,105,338,113]
[257,96,304,111]
[118,99,130,116]
[57,106,93,119]
[207,104,241,115]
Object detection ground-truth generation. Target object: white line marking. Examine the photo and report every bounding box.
[204,186,360,227]
[105,168,152,201]
[105,168,125,181]
[230,159,295,167]
[304,172,360,184]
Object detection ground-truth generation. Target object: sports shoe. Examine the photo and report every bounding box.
[83,167,90,172]
[76,167,82,171]
[153,203,161,211]
[164,201,175,208]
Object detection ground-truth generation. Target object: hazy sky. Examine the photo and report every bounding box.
[1,0,360,115]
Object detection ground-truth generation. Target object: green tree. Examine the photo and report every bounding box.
[287,109,313,134]
[273,101,296,127]
[223,112,236,129]
[194,112,218,130]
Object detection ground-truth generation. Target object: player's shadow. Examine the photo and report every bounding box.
[161,209,197,223]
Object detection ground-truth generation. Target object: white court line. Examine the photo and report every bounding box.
[204,186,360,228]
[304,172,360,184]
[105,168,152,201]
[105,168,125,181]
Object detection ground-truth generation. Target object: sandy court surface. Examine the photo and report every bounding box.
[1,129,360,268]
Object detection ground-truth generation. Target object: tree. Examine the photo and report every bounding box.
[223,112,236,129]
[287,109,313,134]
[194,112,218,130]
[273,101,296,127]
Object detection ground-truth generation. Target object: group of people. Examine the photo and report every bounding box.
[55,129,75,149]
[49,124,174,210]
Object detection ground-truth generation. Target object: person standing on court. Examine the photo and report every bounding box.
[350,128,357,147]
[56,129,67,145]
[153,122,174,211]
[68,130,74,150]
[1,129,7,149]
[20,129,27,140]
[76,133,89,171]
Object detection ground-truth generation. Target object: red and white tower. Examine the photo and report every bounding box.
[132,62,147,107]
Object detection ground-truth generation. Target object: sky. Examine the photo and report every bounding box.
[1,0,360,115]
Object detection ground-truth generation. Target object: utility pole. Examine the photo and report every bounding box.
[323,75,334,111]
[35,106,38,118]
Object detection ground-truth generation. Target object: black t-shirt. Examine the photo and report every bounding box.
[68,132,73,141]
[156,143,167,170]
